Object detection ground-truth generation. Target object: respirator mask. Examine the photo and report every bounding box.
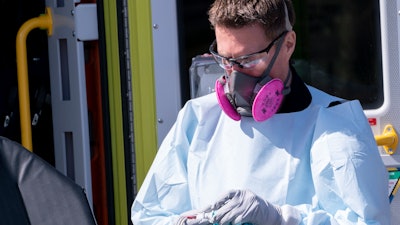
[215,51,291,122]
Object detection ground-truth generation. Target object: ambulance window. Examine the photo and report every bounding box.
[292,0,383,109]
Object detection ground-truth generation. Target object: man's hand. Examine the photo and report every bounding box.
[209,189,282,225]
[177,190,282,225]
[176,208,215,225]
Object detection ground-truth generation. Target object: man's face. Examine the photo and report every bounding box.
[214,23,295,81]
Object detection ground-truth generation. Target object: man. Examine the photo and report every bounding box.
[131,0,390,224]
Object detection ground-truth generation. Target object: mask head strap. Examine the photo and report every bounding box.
[284,1,293,31]
[255,1,292,94]
[257,34,286,87]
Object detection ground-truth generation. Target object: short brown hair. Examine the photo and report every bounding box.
[208,0,295,39]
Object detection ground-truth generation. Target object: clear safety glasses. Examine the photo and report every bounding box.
[209,31,287,70]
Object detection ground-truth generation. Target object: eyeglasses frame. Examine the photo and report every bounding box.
[209,31,288,69]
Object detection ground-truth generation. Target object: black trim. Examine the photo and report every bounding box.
[176,0,190,106]
[278,66,312,113]
[328,100,345,108]
[96,0,116,224]
[115,0,134,224]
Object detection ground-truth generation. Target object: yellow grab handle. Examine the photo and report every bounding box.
[16,7,53,151]
[375,124,398,155]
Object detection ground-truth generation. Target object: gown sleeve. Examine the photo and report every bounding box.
[302,100,391,225]
[131,99,205,225]
[131,95,221,225]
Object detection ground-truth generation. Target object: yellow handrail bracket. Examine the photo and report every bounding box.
[375,124,398,155]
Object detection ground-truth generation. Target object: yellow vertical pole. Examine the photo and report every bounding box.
[101,0,129,224]
[102,0,157,223]
[128,0,158,191]
[16,7,53,151]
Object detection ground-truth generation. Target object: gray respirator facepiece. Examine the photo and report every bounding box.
[215,57,291,121]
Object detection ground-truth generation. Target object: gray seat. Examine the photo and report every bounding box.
[0,136,97,225]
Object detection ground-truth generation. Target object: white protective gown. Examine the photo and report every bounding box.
[131,84,390,225]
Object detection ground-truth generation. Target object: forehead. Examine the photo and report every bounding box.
[214,24,270,57]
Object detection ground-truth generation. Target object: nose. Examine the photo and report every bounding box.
[224,66,243,79]
[230,60,244,69]
[225,64,242,74]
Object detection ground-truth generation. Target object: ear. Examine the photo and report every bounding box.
[283,31,296,58]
